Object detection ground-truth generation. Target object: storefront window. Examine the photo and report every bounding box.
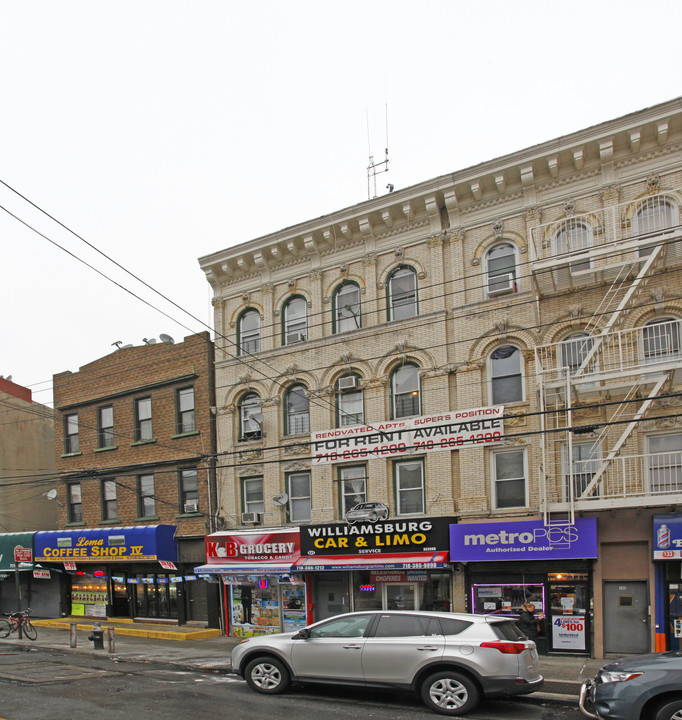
[229,577,307,637]
[471,583,544,616]
[351,570,451,613]
[70,568,108,617]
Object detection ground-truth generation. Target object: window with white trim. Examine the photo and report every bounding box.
[647,434,682,494]
[283,296,308,344]
[334,283,361,333]
[285,384,309,435]
[552,219,593,271]
[137,474,156,517]
[388,266,418,321]
[391,364,421,419]
[339,465,367,516]
[562,441,601,501]
[395,459,425,515]
[239,392,262,440]
[486,243,517,296]
[239,309,261,354]
[492,449,527,509]
[489,346,524,404]
[243,476,265,514]
[288,471,311,522]
[336,375,364,427]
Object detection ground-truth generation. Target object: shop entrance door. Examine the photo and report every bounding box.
[603,581,649,654]
[133,574,176,619]
[383,583,417,610]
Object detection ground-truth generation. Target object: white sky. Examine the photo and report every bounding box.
[2,0,681,406]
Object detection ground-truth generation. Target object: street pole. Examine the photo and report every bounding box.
[14,566,23,639]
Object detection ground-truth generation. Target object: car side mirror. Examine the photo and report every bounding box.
[293,628,311,639]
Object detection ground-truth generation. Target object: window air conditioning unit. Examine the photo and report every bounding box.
[487,272,516,296]
[241,512,262,525]
[184,502,198,513]
[338,376,358,391]
[286,332,306,344]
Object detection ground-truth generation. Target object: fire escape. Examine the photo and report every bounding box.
[531,193,682,523]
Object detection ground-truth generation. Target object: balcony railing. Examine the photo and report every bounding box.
[528,194,682,294]
[535,319,682,389]
[563,451,682,505]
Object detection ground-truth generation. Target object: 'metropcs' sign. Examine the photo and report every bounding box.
[450,518,598,562]
[312,406,503,465]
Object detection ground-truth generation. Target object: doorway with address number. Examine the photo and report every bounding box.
[604,581,649,654]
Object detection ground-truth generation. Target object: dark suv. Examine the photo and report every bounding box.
[580,651,682,720]
[231,610,543,716]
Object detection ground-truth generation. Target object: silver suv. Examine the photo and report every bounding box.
[231,610,543,716]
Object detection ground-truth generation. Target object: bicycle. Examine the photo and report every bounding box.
[0,608,37,640]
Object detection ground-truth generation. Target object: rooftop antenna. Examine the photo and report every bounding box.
[366,93,391,200]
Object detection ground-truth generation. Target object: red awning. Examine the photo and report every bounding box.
[293,551,449,571]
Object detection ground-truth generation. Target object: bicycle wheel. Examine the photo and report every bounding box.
[22,621,37,640]
[0,620,10,638]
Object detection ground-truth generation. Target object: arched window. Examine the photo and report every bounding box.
[388,266,418,321]
[489,345,524,404]
[336,374,364,427]
[333,283,361,333]
[285,384,309,435]
[643,318,681,363]
[634,196,679,256]
[238,309,260,355]
[560,332,595,375]
[391,364,421,419]
[238,392,262,440]
[486,243,518,296]
[283,296,308,345]
[552,219,593,271]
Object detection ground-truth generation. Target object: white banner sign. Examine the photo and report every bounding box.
[552,616,587,650]
[312,406,504,465]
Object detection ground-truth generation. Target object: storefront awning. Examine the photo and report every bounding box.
[194,562,294,575]
[293,551,449,571]
[0,532,35,572]
[34,525,178,564]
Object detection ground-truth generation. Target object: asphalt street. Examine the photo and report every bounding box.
[0,645,582,720]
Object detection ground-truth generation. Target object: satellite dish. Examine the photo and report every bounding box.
[142,338,157,345]
[252,412,264,425]
[273,493,289,506]
[159,334,175,345]
[46,489,58,500]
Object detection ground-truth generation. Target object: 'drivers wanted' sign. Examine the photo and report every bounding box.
[311,406,503,465]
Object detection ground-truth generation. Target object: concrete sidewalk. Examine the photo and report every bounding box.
[0,623,607,704]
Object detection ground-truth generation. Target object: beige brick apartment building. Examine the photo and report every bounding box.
[199,98,682,656]
[48,332,219,626]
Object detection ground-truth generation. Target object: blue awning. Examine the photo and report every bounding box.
[34,525,178,564]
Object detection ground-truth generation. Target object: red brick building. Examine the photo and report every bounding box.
[50,332,218,625]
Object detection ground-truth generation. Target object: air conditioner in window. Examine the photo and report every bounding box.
[286,332,307,344]
[184,502,198,513]
[241,512,262,525]
[241,430,262,441]
[338,376,358,390]
[487,272,516,296]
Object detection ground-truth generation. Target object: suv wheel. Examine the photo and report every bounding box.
[244,656,291,694]
[420,670,480,716]
[654,698,682,720]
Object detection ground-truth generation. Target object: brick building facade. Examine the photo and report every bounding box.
[199,99,682,655]
[50,332,219,625]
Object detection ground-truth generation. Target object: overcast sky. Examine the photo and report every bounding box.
[2,1,681,406]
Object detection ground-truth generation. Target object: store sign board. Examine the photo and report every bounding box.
[300,517,452,557]
[14,547,32,563]
[311,407,503,465]
[33,569,51,579]
[449,518,598,562]
[34,525,178,563]
[552,616,587,650]
[653,515,682,559]
[204,530,301,566]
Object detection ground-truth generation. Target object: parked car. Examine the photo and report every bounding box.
[231,610,543,716]
[580,651,682,720]
[344,501,390,524]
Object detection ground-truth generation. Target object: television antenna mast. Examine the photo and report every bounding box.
[366,101,392,200]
